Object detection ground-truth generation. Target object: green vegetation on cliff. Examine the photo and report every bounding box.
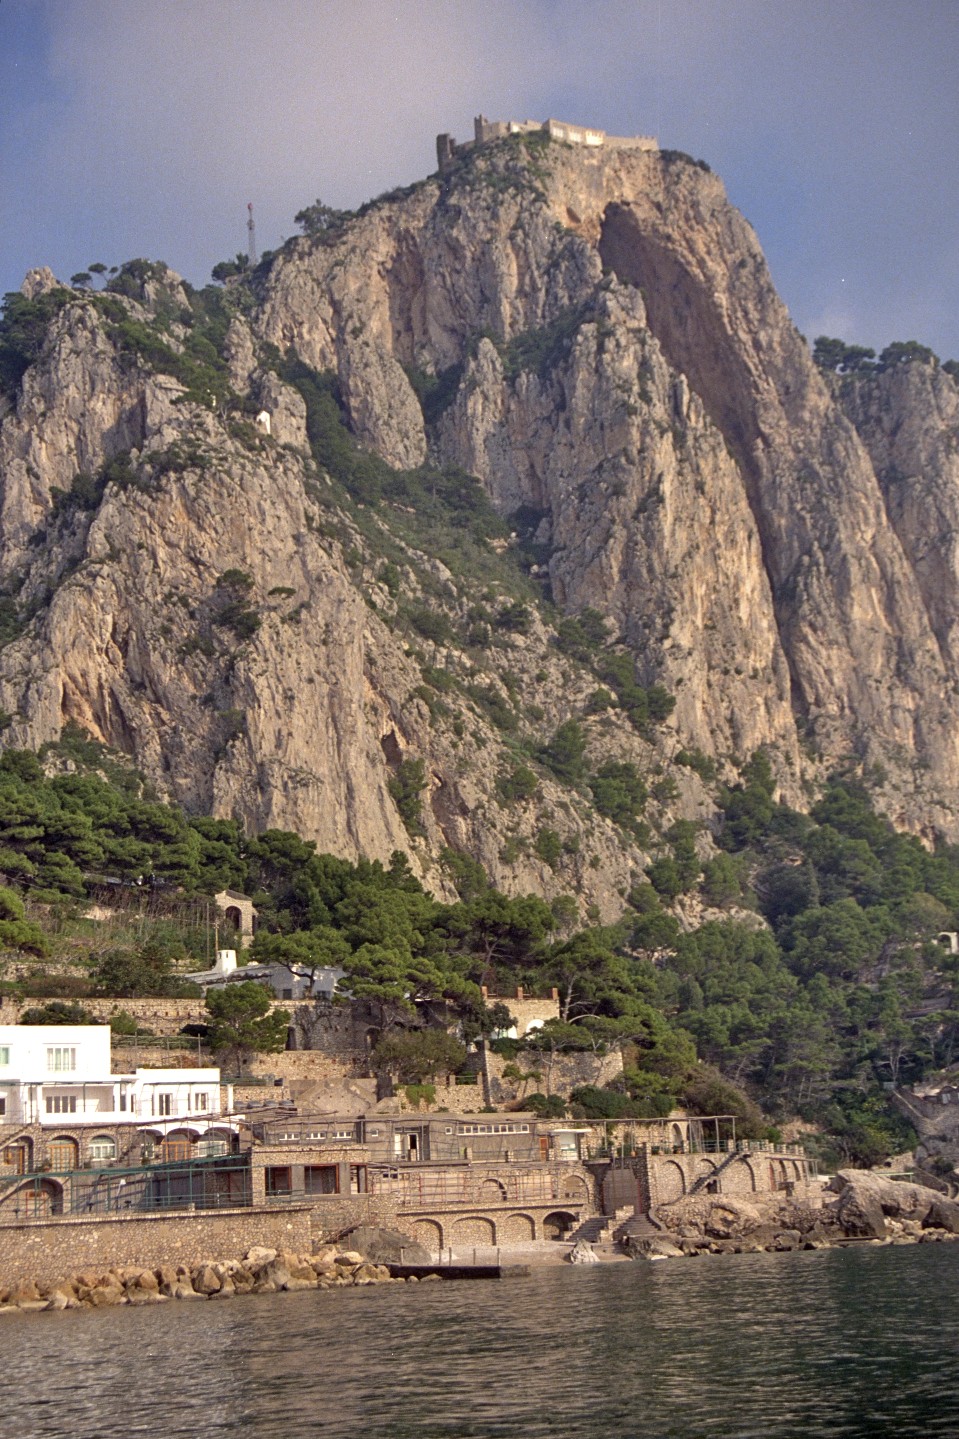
[0,734,956,1164]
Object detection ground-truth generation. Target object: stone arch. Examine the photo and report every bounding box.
[480,1177,508,1202]
[560,1173,589,1202]
[788,1159,804,1184]
[88,1134,117,1167]
[0,1176,64,1217]
[47,1135,79,1172]
[160,1129,198,1162]
[410,1218,443,1252]
[543,1210,577,1240]
[451,1215,496,1245]
[500,1212,536,1242]
[195,1128,233,1158]
[658,1160,686,1203]
[671,1123,684,1149]
[1,1136,32,1173]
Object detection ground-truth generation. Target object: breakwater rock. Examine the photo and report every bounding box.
[0,1243,418,1315]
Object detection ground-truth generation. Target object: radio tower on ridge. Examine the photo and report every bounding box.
[247,202,257,266]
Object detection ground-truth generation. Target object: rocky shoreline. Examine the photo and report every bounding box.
[5,1172,957,1309]
[630,1169,959,1260]
[0,1241,434,1315]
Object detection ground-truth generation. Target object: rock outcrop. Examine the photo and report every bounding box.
[2,130,959,890]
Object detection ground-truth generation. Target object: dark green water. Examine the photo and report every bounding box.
[5,1245,959,1438]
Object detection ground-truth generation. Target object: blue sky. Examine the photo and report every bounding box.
[2,0,958,358]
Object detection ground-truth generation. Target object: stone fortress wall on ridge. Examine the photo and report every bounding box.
[437,114,658,174]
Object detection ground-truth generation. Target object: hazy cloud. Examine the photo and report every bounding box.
[2,0,958,356]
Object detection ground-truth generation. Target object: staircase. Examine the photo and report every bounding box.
[685,1148,744,1197]
[614,1212,662,1244]
[570,1206,635,1247]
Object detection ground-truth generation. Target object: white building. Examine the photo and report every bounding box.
[186,947,345,1001]
[0,1025,229,1138]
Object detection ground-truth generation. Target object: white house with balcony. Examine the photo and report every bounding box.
[0,1025,230,1147]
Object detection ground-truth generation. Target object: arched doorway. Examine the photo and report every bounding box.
[502,1212,535,1241]
[451,1215,495,1245]
[1,1138,32,1174]
[160,1130,197,1162]
[195,1129,232,1158]
[0,1177,63,1217]
[543,1210,577,1240]
[47,1136,79,1172]
[561,1174,589,1202]
[658,1161,686,1202]
[411,1219,443,1252]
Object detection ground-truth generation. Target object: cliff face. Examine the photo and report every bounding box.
[257,139,959,833]
[0,133,958,899]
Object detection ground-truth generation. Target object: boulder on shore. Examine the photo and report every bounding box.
[567,1240,600,1265]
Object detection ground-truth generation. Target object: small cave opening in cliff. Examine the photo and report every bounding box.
[380,730,403,766]
[597,202,761,492]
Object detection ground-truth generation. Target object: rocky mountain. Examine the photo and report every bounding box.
[1,130,958,915]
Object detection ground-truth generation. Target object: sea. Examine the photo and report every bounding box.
[4,1244,959,1439]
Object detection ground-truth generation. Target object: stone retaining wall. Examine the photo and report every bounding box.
[0,1205,314,1288]
[0,995,209,1034]
[484,1046,624,1104]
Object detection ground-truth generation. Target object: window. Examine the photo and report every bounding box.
[46,1047,76,1073]
[193,1092,209,1112]
[119,1091,127,1111]
[333,1129,353,1140]
[89,1136,116,1167]
[196,1137,229,1158]
[45,1095,78,1114]
[265,1166,292,1197]
[457,1122,529,1136]
[157,1093,173,1117]
[305,1165,339,1195]
[0,1046,9,1066]
[0,1096,5,1115]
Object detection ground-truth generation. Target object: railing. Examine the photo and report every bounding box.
[597,1138,811,1163]
[0,1156,254,1223]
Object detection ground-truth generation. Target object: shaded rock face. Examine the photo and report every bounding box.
[2,134,959,891]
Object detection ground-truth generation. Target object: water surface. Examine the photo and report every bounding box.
[4,1245,958,1438]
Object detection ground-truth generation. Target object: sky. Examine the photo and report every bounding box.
[1,0,958,359]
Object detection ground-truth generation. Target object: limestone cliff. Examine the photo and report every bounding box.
[1,131,958,904]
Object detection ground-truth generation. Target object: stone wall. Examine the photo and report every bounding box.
[0,1204,313,1288]
[484,1046,624,1104]
[305,1193,590,1250]
[484,992,561,1035]
[605,1146,813,1212]
[246,1049,364,1084]
[0,995,209,1034]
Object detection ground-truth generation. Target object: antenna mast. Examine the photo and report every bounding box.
[247,202,257,266]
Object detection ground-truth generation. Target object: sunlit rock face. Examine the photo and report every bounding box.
[2,133,959,905]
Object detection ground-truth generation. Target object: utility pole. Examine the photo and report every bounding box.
[247,202,257,266]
